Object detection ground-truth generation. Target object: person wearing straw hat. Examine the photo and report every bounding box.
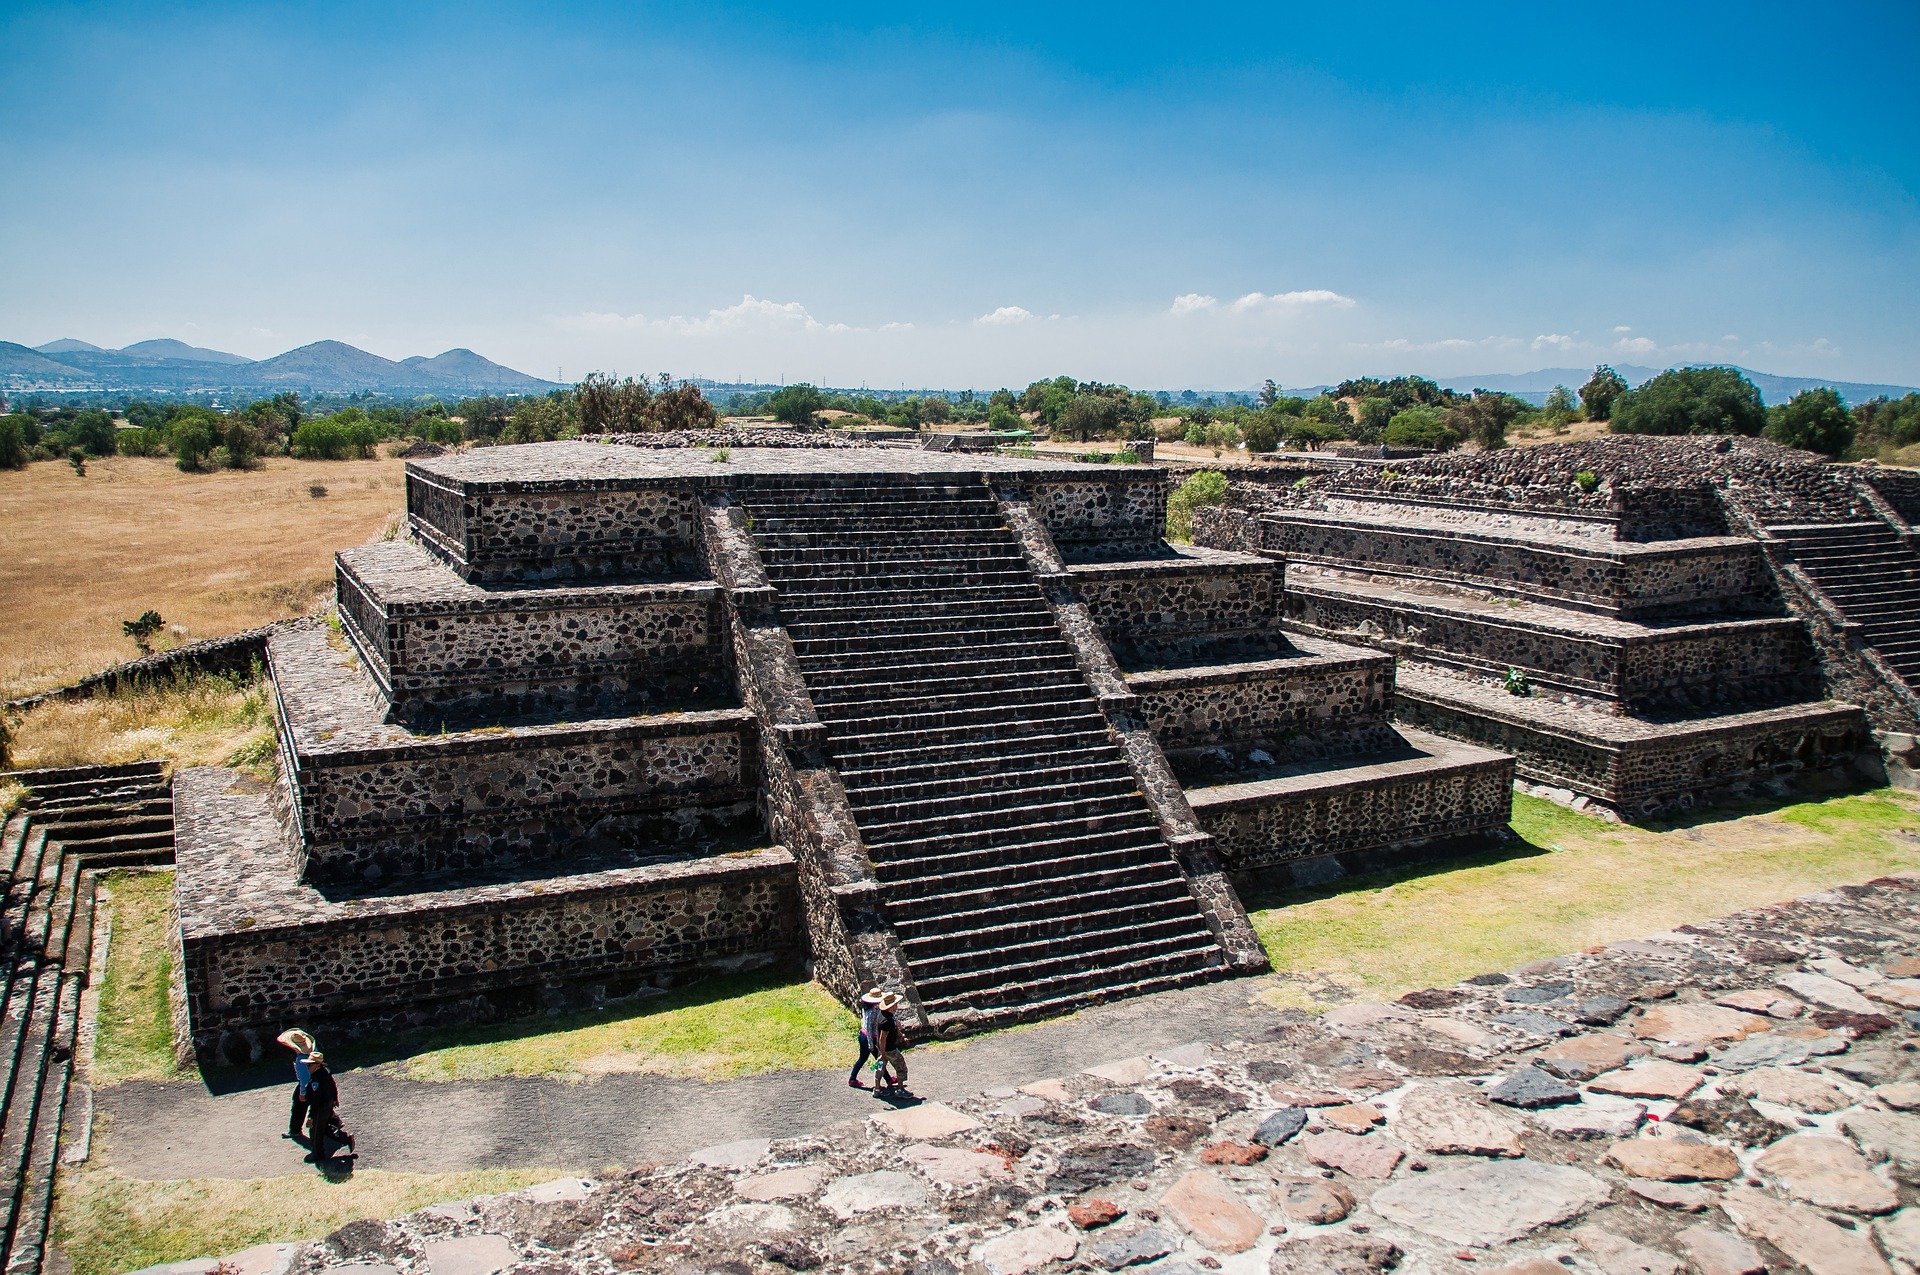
[848,988,883,1088]
[274,1028,317,1142]
[871,991,909,1091]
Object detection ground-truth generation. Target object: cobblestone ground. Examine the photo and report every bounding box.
[184,874,1920,1275]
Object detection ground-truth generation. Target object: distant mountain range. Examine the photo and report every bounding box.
[0,338,560,396]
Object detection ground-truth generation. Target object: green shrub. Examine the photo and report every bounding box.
[116,426,167,457]
[1183,424,1206,446]
[1574,470,1600,493]
[1383,409,1461,451]
[1504,667,1533,697]
[168,416,219,471]
[292,418,350,459]
[1242,415,1280,453]
[0,415,25,469]
[1610,367,1766,437]
[1113,449,1140,465]
[1764,387,1854,458]
[1166,469,1229,542]
[425,417,463,445]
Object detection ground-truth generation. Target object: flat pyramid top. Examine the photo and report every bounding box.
[407,440,1164,487]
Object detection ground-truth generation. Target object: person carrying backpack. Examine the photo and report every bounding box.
[303,1052,356,1160]
[274,1028,317,1142]
[871,992,909,1091]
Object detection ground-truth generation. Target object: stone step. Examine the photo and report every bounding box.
[39,812,173,842]
[816,681,1094,723]
[0,823,25,894]
[876,831,1172,896]
[752,514,1009,535]
[884,854,1188,921]
[24,783,169,813]
[906,913,1213,983]
[848,774,1139,824]
[791,628,1070,661]
[777,572,1040,599]
[829,709,1113,758]
[898,896,1208,965]
[758,544,1027,570]
[918,948,1224,1022]
[887,871,1190,940]
[834,729,1119,777]
[837,742,1125,792]
[862,795,1154,852]
[785,605,1055,638]
[913,928,1222,1002]
[5,970,77,1275]
[780,585,1047,614]
[802,651,1083,692]
[751,527,1013,551]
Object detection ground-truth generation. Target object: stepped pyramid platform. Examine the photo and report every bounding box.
[174,442,1516,1057]
[1197,436,1886,818]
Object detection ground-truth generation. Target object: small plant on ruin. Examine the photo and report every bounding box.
[1292,476,1313,489]
[1504,666,1533,697]
[121,610,165,655]
[1167,469,1229,542]
[1574,470,1601,493]
[1113,449,1140,464]
[709,448,731,463]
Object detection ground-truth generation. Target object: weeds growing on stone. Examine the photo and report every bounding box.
[6,668,275,773]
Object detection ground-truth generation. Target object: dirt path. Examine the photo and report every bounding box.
[94,977,1283,1180]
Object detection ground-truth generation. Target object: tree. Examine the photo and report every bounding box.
[168,414,220,470]
[1545,385,1576,417]
[919,396,953,425]
[0,416,25,470]
[1453,390,1524,450]
[1765,387,1854,457]
[578,372,657,433]
[1241,414,1280,453]
[122,610,165,654]
[987,403,1024,432]
[221,418,263,468]
[1853,393,1920,450]
[67,409,118,456]
[1059,392,1124,442]
[1166,470,1229,542]
[1356,397,1395,440]
[1609,366,1766,437]
[1257,379,1280,409]
[1579,366,1629,421]
[769,384,826,428]
[650,382,719,431]
[1384,407,1461,451]
[273,391,304,433]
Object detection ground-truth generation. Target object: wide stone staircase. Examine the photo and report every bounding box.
[1768,521,1920,686]
[739,480,1229,1028]
[0,760,172,1275]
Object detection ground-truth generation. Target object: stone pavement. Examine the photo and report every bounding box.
[145,872,1920,1275]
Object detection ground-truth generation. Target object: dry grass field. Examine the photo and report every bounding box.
[0,455,408,700]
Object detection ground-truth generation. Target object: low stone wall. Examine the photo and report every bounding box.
[3,623,280,714]
[335,543,728,720]
[1259,513,1771,618]
[1188,733,1513,880]
[1071,550,1286,663]
[173,769,800,1065]
[1028,477,1170,556]
[1395,680,1868,816]
[1284,583,1815,712]
[410,473,705,583]
[1128,649,1393,752]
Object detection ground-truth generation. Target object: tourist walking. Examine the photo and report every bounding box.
[872,991,909,1091]
[303,1051,355,1160]
[274,1027,316,1142]
[848,988,883,1088]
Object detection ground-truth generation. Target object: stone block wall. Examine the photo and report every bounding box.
[1130,653,1395,754]
[175,772,800,1062]
[1072,556,1285,663]
[1192,751,1514,877]
[1395,689,1867,815]
[1027,477,1169,556]
[336,547,727,720]
[1259,513,1773,618]
[408,470,704,583]
[1284,585,1814,711]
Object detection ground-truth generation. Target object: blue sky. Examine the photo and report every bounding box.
[3,1,1917,389]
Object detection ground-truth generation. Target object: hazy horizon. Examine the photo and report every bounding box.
[4,2,1916,389]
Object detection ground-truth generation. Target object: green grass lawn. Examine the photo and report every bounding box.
[1244,788,1920,1009]
[91,870,189,1084]
[55,1166,558,1275]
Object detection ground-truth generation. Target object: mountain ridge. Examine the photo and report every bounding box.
[2,338,559,395]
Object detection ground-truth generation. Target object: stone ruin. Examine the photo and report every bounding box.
[170,435,1920,1064]
[1195,435,1920,815]
[172,443,1516,1063]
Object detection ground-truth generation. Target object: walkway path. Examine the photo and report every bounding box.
[96,976,1289,1180]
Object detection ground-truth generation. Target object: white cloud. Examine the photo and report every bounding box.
[1230,289,1356,312]
[878,321,915,332]
[1613,325,1633,333]
[1721,334,1740,342]
[661,294,846,336]
[1170,293,1218,315]
[1532,333,1574,350]
[976,306,1035,326]
[1615,335,1657,355]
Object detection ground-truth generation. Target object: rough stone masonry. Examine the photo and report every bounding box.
[206,872,1920,1275]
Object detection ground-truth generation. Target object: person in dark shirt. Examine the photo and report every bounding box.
[274,1028,316,1142]
[302,1052,355,1160]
